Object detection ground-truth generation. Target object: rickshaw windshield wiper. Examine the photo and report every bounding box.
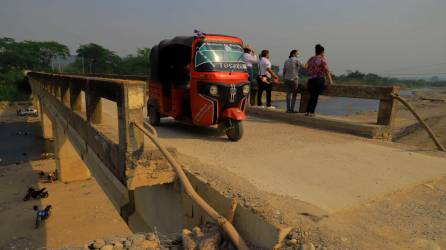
[195,50,215,68]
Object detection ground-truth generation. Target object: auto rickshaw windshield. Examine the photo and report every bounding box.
[194,41,247,72]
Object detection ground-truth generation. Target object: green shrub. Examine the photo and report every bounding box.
[0,70,24,83]
[0,70,29,101]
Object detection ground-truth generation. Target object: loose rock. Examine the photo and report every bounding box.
[123,240,132,248]
[112,242,123,250]
[300,242,315,250]
[141,239,158,250]
[146,233,157,241]
[92,239,106,249]
[182,229,197,250]
[129,234,145,246]
[286,239,298,246]
[192,226,204,237]
[99,245,113,250]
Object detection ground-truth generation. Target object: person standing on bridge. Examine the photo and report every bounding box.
[305,44,334,116]
[242,45,258,82]
[242,45,259,105]
[283,49,303,113]
[257,50,279,108]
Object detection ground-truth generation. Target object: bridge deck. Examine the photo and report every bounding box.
[99,99,446,213]
[155,117,446,213]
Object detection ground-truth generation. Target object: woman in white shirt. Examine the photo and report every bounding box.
[257,50,279,108]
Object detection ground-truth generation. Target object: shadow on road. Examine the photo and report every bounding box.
[154,118,228,142]
[152,116,285,142]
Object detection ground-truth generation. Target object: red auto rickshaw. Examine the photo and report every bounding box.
[147,34,249,141]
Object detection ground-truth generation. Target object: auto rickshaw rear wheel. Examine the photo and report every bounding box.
[225,119,243,141]
[149,105,160,126]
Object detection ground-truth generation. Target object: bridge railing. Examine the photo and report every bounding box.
[57,72,149,81]
[250,83,400,127]
[27,72,146,184]
[69,73,399,127]
[44,72,400,129]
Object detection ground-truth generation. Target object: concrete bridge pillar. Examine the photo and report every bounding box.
[86,94,102,124]
[54,84,61,101]
[61,84,70,106]
[117,84,145,221]
[69,84,83,112]
[118,85,145,153]
[39,101,54,140]
[32,93,39,110]
[117,84,145,182]
[53,120,91,182]
[86,82,102,124]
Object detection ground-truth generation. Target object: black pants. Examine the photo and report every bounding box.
[257,76,272,107]
[306,77,325,113]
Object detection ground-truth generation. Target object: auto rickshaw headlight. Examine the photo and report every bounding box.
[242,85,250,95]
[209,85,218,96]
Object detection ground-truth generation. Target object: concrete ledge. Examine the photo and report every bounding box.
[247,106,392,139]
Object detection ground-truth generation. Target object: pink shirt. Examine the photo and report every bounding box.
[306,55,329,78]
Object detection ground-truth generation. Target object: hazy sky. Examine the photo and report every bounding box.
[1,0,445,75]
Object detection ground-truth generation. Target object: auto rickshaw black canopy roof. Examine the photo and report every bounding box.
[150,36,195,82]
[159,36,195,49]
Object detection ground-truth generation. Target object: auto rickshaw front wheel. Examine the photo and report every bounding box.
[225,119,243,141]
[149,105,160,126]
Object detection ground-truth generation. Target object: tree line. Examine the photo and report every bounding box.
[334,70,446,88]
[0,37,150,101]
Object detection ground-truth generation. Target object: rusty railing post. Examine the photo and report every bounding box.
[377,86,400,126]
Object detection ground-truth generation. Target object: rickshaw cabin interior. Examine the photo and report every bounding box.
[150,36,194,117]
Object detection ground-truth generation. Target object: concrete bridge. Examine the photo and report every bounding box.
[27,72,446,249]
[28,72,154,210]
